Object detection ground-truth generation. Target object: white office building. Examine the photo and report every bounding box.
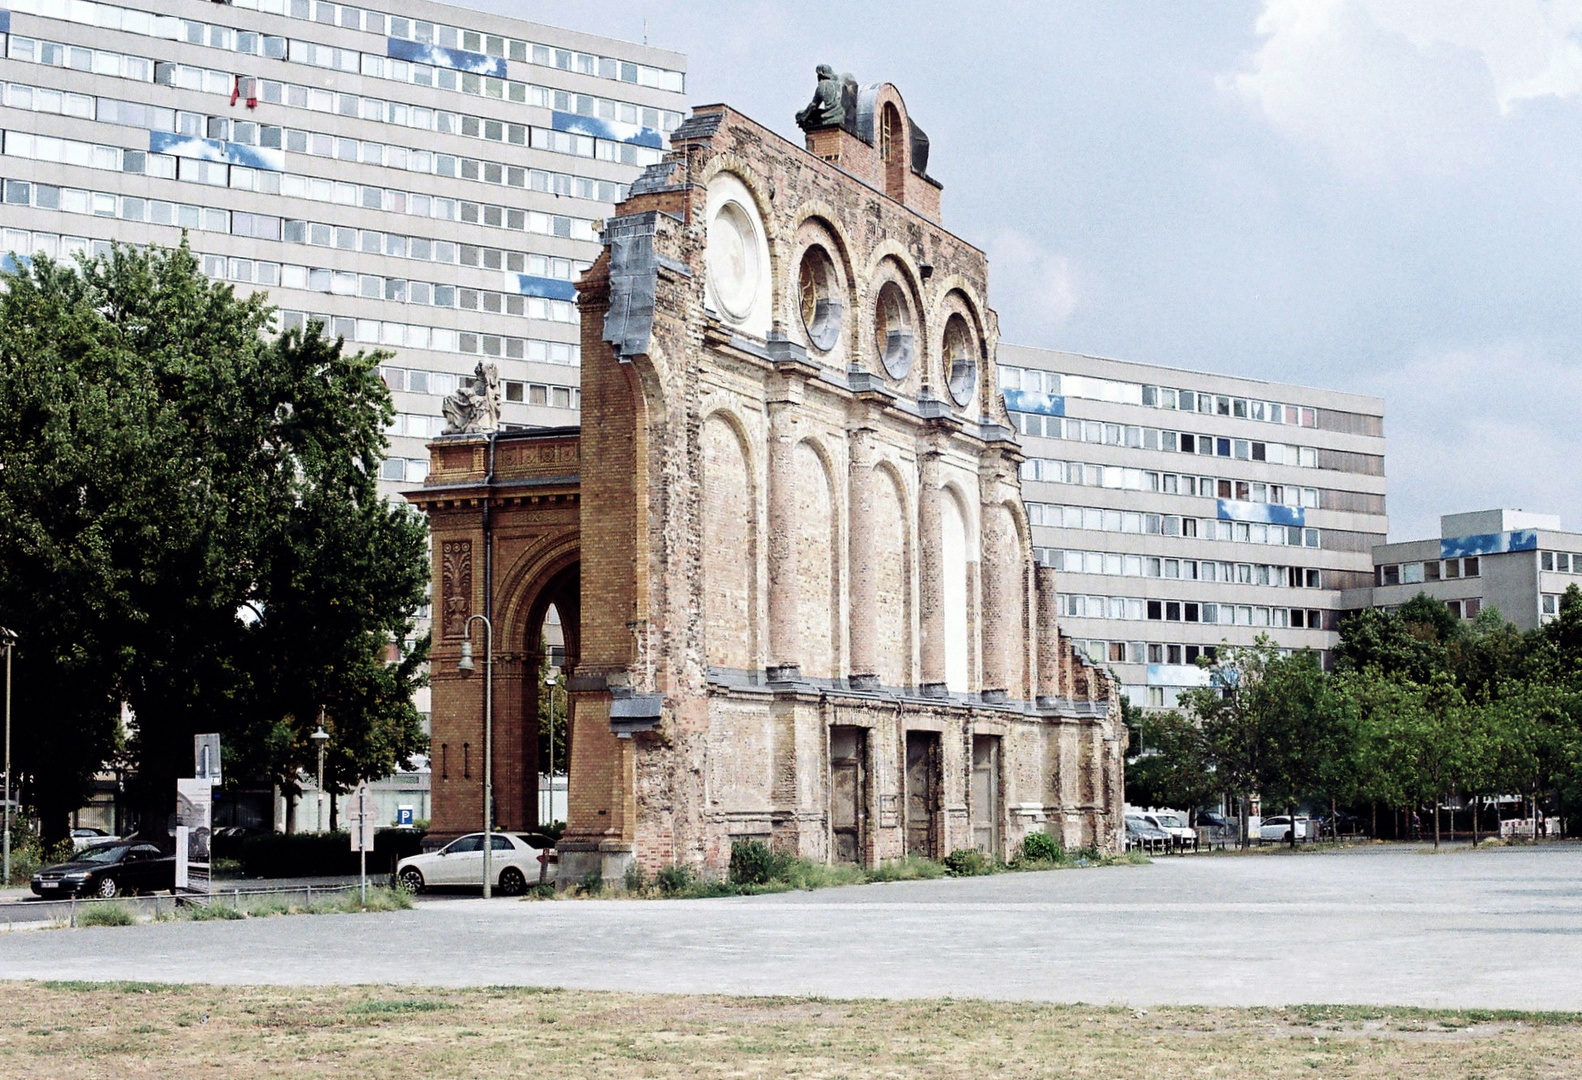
[0,0,686,491]
[999,344,1387,708]
[1365,509,1582,631]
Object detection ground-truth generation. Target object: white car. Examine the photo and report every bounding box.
[1259,815,1310,842]
[1144,811,1198,851]
[396,832,557,895]
[70,827,120,852]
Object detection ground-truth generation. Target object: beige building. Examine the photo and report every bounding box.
[411,77,1127,888]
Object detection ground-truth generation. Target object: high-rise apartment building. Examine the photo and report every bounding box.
[998,344,1387,708]
[0,0,686,492]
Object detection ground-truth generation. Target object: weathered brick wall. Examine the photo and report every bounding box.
[413,91,1128,879]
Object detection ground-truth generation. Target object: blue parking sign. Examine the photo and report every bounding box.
[397,804,414,827]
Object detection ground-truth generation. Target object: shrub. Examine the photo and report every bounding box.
[239,832,356,878]
[575,870,603,897]
[729,839,791,886]
[78,903,135,927]
[6,832,74,887]
[1021,831,1063,863]
[654,864,695,896]
[236,830,423,878]
[866,856,946,882]
[185,902,246,922]
[623,862,647,894]
[943,848,994,877]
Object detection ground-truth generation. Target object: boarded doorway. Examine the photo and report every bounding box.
[829,726,866,864]
[971,734,1002,856]
[905,731,940,858]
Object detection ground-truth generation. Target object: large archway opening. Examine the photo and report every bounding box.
[517,560,579,832]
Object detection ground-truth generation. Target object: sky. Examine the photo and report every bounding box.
[466,0,1582,541]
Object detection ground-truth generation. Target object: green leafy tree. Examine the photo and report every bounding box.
[1184,638,1351,847]
[1124,706,1216,814]
[1335,593,1463,685]
[0,242,429,838]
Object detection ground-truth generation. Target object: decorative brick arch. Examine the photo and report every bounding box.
[409,430,581,840]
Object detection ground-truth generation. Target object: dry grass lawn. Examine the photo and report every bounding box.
[4,981,1581,1078]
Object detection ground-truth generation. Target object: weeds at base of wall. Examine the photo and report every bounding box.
[567,836,1143,900]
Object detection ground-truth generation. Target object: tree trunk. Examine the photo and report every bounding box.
[1371,802,1377,841]
[1289,803,1298,850]
[1433,796,1441,850]
[285,789,297,835]
[1471,794,1478,847]
[329,790,339,832]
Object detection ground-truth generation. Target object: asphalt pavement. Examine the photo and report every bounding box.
[2,843,1580,1009]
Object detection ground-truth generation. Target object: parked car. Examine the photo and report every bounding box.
[1143,811,1198,851]
[396,832,556,895]
[1124,815,1171,854]
[1315,811,1361,837]
[1258,815,1311,842]
[1196,810,1234,830]
[31,842,175,898]
[70,827,119,852]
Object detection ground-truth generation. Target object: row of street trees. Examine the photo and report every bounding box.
[1126,590,1582,847]
[0,242,431,840]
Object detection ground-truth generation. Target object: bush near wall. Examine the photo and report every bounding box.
[236,829,425,878]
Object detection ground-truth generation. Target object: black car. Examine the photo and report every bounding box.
[31,841,175,899]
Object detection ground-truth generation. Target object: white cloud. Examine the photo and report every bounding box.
[985,230,1079,340]
[1359,343,1582,539]
[1226,0,1582,174]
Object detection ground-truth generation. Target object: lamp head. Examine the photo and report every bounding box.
[457,639,475,673]
[310,725,329,746]
[544,666,559,688]
[0,626,15,646]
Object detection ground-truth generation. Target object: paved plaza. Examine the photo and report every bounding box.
[3,844,1581,1009]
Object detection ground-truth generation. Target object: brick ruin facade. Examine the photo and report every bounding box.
[410,82,1126,886]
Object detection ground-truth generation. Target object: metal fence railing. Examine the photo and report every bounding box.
[0,881,373,929]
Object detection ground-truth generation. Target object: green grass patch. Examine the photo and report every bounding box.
[346,999,451,1015]
[1290,1003,1582,1027]
[184,903,246,921]
[76,903,136,927]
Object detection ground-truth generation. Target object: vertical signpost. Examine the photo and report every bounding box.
[176,734,221,895]
[351,781,374,904]
[175,779,212,894]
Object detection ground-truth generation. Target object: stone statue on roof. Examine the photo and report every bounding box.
[441,361,502,435]
[796,64,850,132]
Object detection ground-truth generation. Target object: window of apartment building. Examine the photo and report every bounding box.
[1543,552,1577,572]
[1543,594,1560,616]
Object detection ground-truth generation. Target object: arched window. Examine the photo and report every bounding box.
[880,103,905,201]
[880,103,898,163]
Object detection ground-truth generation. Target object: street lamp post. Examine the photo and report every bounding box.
[543,667,562,826]
[1,627,16,887]
[457,614,494,899]
[310,715,330,833]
